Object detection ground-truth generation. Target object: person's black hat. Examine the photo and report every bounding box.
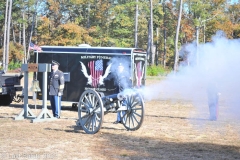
[52,60,60,66]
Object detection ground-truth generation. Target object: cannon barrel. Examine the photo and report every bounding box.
[101,89,139,103]
[101,92,129,103]
[101,94,118,106]
[101,94,119,111]
[101,94,118,101]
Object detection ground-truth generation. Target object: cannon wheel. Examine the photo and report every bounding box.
[78,89,104,134]
[121,93,145,131]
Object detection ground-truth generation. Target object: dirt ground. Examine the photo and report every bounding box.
[0,77,240,160]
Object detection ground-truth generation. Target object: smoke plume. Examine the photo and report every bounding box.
[141,31,240,120]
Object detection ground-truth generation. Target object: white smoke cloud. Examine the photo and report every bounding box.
[140,31,240,120]
[107,57,131,90]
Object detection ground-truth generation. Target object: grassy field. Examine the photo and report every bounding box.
[0,77,240,160]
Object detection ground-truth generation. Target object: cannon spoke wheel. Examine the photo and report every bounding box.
[121,93,145,131]
[78,89,104,134]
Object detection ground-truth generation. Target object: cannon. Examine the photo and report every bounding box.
[76,89,145,134]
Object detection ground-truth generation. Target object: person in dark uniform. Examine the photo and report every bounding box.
[49,60,65,118]
[207,82,219,121]
[113,63,132,124]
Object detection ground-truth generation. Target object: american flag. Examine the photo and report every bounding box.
[88,60,103,88]
[29,42,42,52]
[136,61,142,87]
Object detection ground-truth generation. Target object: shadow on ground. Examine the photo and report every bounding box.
[99,132,240,159]
[8,103,77,112]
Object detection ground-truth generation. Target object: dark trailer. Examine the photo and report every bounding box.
[35,46,147,106]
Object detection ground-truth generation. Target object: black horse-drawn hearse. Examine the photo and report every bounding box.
[35,45,147,134]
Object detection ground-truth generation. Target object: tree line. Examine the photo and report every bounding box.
[0,0,239,71]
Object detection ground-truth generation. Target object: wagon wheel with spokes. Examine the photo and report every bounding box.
[77,89,104,134]
[121,93,145,131]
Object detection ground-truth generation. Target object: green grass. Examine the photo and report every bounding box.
[146,65,171,76]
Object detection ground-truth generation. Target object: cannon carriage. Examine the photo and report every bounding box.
[77,87,145,134]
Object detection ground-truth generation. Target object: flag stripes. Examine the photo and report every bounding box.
[88,60,103,88]
[137,61,142,86]
[29,42,42,51]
